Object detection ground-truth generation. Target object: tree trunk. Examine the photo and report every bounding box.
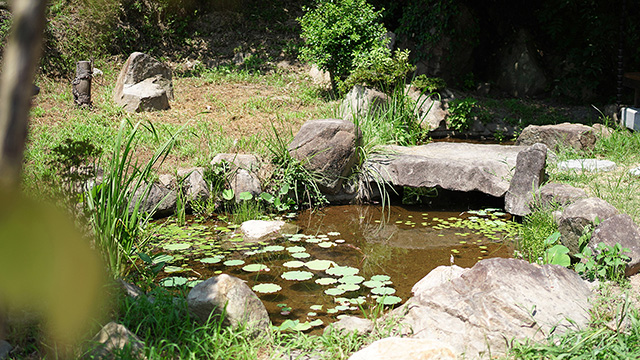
[72,61,92,107]
[0,0,46,189]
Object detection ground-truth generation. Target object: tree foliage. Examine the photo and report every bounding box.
[298,0,387,91]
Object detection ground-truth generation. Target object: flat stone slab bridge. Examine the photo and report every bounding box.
[363,142,547,215]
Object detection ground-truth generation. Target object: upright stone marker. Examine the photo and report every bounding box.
[72,60,92,107]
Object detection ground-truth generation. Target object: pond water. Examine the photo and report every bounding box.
[146,204,517,332]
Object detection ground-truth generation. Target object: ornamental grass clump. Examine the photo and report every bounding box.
[84,119,179,278]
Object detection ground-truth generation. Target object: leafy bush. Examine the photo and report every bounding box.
[341,48,415,94]
[298,0,387,92]
[575,243,631,284]
[447,97,477,131]
[516,206,559,263]
[411,75,446,94]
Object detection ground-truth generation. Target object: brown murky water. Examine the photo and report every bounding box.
[150,205,516,331]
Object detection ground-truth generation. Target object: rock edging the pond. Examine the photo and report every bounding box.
[381,258,592,359]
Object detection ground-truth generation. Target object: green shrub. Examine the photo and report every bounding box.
[341,48,415,94]
[411,75,446,94]
[516,206,559,263]
[575,243,631,284]
[447,97,477,131]
[298,0,387,92]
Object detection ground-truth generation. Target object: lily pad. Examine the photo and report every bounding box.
[339,275,365,284]
[291,252,311,259]
[186,280,203,288]
[160,276,188,287]
[310,305,323,311]
[263,245,285,252]
[252,283,282,294]
[371,287,396,295]
[315,277,338,285]
[327,232,340,236]
[317,241,334,248]
[305,259,335,271]
[223,259,245,267]
[326,266,359,277]
[324,288,346,296]
[326,308,338,314]
[152,254,174,264]
[376,296,402,305]
[283,260,306,268]
[200,256,223,264]
[309,319,323,327]
[287,246,306,253]
[242,264,268,272]
[163,243,191,251]
[370,275,390,282]
[337,283,360,292]
[164,265,186,273]
[281,270,314,281]
[363,280,384,288]
[307,312,317,317]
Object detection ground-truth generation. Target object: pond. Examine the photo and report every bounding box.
[146,204,518,332]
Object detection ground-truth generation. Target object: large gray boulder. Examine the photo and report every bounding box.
[589,214,640,276]
[505,143,547,216]
[557,197,619,254]
[366,143,526,198]
[114,52,173,112]
[159,167,210,210]
[348,338,457,360]
[129,182,177,219]
[405,86,450,131]
[516,123,596,151]
[537,182,587,207]
[89,322,146,360]
[391,258,592,359]
[340,85,389,121]
[187,274,270,332]
[211,154,262,201]
[496,30,548,97]
[288,119,362,194]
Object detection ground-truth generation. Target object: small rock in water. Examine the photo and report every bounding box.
[241,220,285,240]
[557,159,617,172]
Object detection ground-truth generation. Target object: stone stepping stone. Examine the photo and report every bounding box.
[557,159,617,172]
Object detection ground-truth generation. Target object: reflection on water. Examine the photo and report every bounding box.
[149,205,516,331]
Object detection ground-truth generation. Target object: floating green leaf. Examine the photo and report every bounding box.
[370,275,390,282]
[324,288,346,296]
[152,254,174,264]
[376,296,402,305]
[163,243,191,251]
[315,277,338,285]
[337,283,360,291]
[309,319,323,327]
[186,280,203,288]
[243,264,268,272]
[327,232,340,236]
[223,259,245,267]
[318,241,334,248]
[362,280,384,289]
[281,270,314,281]
[310,305,323,311]
[164,265,186,273]
[200,256,223,264]
[252,283,282,294]
[283,260,306,268]
[287,246,306,253]
[326,266,359,277]
[305,259,335,271]
[291,252,311,259]
[160,276,188,287]
[339,275,364,284]
[263,245,285,252]
[371,287,396,295]
[307,312,317,317]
